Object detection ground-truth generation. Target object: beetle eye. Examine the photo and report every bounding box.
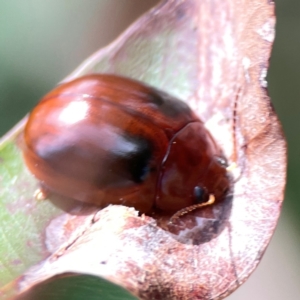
[193,186,208,204]
[215,156,228,167]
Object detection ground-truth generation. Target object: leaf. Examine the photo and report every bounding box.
[15,274,138,300]
[0,0,286,299]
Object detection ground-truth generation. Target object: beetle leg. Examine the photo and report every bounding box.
[34,187,48,201]
[169,194,215,223]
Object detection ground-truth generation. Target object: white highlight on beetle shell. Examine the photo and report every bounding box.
[58,100,89,125]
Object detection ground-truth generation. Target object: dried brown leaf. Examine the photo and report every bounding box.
[7,0,286,299]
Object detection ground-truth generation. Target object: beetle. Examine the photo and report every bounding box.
[23,74,229,218]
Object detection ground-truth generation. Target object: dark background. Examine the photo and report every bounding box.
[0,1,299,298]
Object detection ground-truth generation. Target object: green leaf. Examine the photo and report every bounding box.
[17,274,138,300]
[0,140,62,286]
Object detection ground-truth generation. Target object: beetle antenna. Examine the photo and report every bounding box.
[169,194,215,224]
